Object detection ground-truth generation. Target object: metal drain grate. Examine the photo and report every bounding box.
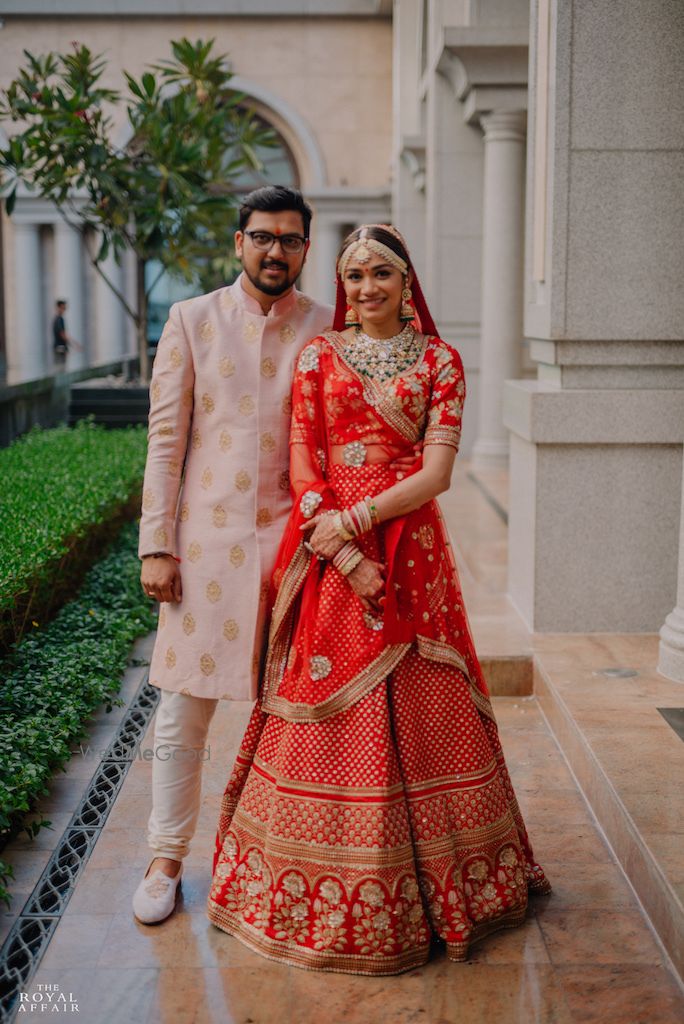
[0,676,159,1023]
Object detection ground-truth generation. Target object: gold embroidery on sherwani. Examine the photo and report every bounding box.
[223,619,239,641]
[218,431,232,452]
[187,542,202,562]
[201,393,215,414]
[280,323,296,344]
[142,489,155,510]
[201,468,213,490]
[200,653,216,675]
[235,470,251,492]
[212,504,227,528]
[153,527,168,547]
[165,647,176,668]
[229,545,245,567]
[198,320,216,342]
[182,613,196,635]
[219,356,235,378]
[239,395,255,415]
[261,357,276,378]
[206,580,222,603]
[260,432,276,453]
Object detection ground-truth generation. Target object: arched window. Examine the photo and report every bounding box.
[146,114,299,344]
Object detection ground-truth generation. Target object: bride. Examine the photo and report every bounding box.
[207,224,550,975]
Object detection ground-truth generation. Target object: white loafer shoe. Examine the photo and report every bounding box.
[132,862,183,924]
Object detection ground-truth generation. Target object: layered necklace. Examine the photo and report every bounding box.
[343,323,421,381]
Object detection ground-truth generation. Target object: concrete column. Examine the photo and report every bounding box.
[659,447,684,682]
[472,110,526,467]
[93,253,125,363]
[54,221,86,370]
[10,223,45,382]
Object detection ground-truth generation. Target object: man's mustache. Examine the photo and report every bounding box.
[261,259,288,271]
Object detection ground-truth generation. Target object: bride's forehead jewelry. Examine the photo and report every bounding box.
[337,226,408,277]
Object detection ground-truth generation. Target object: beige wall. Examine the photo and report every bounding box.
[0,17,393,189]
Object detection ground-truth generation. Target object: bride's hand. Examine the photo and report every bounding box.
[300,513,345,559]
[347,558,385,613]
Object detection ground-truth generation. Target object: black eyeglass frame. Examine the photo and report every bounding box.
[243,229,308,254]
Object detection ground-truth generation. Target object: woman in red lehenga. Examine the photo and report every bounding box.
[207,224,550,974]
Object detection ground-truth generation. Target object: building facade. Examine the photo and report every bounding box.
[1,0,683,675]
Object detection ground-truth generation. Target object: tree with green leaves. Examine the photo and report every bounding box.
[0,38,274,379]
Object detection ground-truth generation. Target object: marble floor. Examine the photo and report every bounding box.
[6,462,684,1022]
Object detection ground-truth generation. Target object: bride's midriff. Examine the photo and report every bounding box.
[329,442,408,466]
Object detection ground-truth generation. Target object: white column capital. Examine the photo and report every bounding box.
[480,110,527,144]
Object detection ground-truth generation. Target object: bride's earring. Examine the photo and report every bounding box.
[345,304,361,328]
[400,281,414,322]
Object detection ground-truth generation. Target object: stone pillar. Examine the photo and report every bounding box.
[93,253,125,363]
[472,110,526,467]
[11,222,45,382]
[659,448,684,682]
[504,0,684,633]
[309,218,340,307]
[54,221,86,370]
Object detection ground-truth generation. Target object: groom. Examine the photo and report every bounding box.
[133,186,334,924]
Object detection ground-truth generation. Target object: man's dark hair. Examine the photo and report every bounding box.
[56,299,67,307]
[238,185,313,237]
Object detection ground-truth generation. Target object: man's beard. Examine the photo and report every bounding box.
[243,258,297,296]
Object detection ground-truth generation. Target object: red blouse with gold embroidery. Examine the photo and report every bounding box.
[262,331,493,725]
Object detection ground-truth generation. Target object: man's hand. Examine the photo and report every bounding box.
[389,442,423,478]
[346,557,385,613]
[141,555,182,604]
[300,513,346,559]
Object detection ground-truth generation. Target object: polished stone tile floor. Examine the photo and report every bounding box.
[10,464,684,1021]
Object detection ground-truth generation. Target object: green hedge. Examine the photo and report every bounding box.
[0,520,157,906]
[0,421,148,652]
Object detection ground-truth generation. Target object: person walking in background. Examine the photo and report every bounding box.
[51,299,81,370]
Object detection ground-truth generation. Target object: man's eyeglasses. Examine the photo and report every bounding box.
[243,230,308,255]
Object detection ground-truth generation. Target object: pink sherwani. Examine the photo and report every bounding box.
[138,275,332,700]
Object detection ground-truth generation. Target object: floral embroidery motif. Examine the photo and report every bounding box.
[261,357,276,378]
[201,393,215,414]
[212,504,227,528]
[219,431,232,452]
[223,619,239,641]
[198,320,216,342]
[310,655,332,680]
[206,581,222,603]
[280,323,296,344]
[182,613,196,636]
[256,508,273,528]
[235,470,251,492]
[153,527,168,547]
[301,491,323,519]
[239,395,255,416]
[297,344,320,374]
[200,653,216,676]
[260,432,276,453]
[229,545,245,568]
[165,647,176,669]
[187,542,202,562]
[219,356,235,378]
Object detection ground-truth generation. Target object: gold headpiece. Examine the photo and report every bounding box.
[337,225,409,278]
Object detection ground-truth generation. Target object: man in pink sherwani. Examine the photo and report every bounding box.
[133,187,333,924]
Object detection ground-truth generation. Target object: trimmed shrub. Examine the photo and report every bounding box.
[0,421,147,652]
[0,520,157,905]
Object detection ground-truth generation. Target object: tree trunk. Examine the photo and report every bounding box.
[136,258,150,382]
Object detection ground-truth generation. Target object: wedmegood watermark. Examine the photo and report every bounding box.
[18,984,79,1013]
[71,743,211,762]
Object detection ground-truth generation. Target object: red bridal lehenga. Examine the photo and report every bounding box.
[207,314,550,974]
